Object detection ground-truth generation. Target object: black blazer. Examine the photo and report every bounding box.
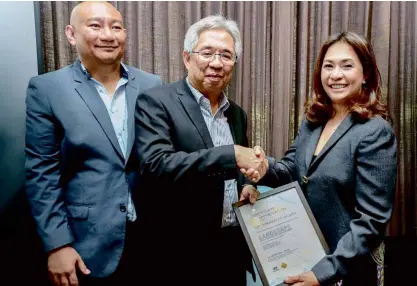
[260,115,397,285]
[134,79,254,283]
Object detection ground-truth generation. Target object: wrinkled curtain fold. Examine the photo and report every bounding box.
[38,1,416,236]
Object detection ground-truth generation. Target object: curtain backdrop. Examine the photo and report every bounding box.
[38,1,416,236]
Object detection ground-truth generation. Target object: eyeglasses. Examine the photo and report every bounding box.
[190,51,237,65]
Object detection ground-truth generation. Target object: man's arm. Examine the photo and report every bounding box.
[134,91,261,183]
[25,77,73,251]
[25,77,89,285]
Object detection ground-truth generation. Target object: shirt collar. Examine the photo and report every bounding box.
[80,61,129,80]
[185,77,230,112]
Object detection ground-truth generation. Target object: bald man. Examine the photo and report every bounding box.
[25,2,162,285]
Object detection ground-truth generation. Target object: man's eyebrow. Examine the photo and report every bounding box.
[198,45,234,54]
[85,17,124,25]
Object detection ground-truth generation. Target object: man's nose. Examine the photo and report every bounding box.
[209,54,224,68]
[100,26,116,41]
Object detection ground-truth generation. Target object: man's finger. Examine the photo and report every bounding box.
[245,168,256,176]
[249,188,259,204]
[76,256,90,275]
[240,168,247,175]
[60,274,70,286]
[49,273,60,286]
[68,270,79,286]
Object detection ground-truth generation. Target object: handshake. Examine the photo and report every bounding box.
[234,145,268,183]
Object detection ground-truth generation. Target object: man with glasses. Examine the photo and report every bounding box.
[134,15,266,285]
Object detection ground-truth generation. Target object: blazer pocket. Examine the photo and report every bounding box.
[66,204,89,220]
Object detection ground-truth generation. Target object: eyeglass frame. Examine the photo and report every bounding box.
[189,50,238,64]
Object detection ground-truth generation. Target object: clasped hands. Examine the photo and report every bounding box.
[234,145,268,183]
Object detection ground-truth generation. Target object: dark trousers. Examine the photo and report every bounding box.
[215,226,252,286]
[78,221,140,286]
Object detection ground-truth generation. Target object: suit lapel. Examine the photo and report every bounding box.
[72,60,124,161]
[125,71,139,160]
[308,114,354,171]
[305,125,323,169]
[224,107,237,143]
[177,80,214,148]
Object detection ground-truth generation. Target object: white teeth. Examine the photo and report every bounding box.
[330,84,347,89]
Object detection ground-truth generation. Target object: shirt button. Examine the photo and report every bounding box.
[120,205,126,212]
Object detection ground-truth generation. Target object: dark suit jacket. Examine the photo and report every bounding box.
[260,114,397,286]
[134,79,254,284]
[25,59,162,277]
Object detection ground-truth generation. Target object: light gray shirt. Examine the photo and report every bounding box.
[81,63,136,222]
[186,77,238,227]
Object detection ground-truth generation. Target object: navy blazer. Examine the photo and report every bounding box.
[25,59,162,277]
[134,79,254,283]
[260,115,397,285]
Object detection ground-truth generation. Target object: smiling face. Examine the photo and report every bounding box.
[183,28,235,98]
[320,41,365,107]
[65,2,126,66]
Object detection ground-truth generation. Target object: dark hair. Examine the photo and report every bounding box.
[305,31,391,123]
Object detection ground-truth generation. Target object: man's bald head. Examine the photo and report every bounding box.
[70,1,123,28]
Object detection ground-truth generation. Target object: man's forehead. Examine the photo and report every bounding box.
[72,2,122,24]
[196,29,235,50]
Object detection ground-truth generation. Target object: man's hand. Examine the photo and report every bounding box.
[239,185,260,204]
[239,146,268,183]
[284,271,320,286]
[47,245,90,286]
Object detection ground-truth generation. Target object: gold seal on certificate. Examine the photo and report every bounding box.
[233,182,329,286]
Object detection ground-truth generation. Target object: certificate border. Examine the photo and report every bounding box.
[233,181,329,286]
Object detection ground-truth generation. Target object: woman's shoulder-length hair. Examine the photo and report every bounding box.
[305,31,391,124]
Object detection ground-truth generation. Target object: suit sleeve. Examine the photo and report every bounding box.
[312,122,397,285]
[25,77,74,252]
[258,123,303,187]
[135,91,238,183]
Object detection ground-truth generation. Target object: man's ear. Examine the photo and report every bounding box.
[65,25,76,46]
[183,50,191,70]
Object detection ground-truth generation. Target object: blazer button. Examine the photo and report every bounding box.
[120,205,127,212]
[302,176,308,184]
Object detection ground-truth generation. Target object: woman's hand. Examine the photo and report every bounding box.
[284,271,320,286]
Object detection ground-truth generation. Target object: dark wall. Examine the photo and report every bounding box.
[0,2,49,284]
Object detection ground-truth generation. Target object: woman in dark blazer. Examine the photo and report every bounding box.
[245,32,397,286]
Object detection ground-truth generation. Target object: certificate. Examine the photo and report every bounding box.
[233,181,329,286]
